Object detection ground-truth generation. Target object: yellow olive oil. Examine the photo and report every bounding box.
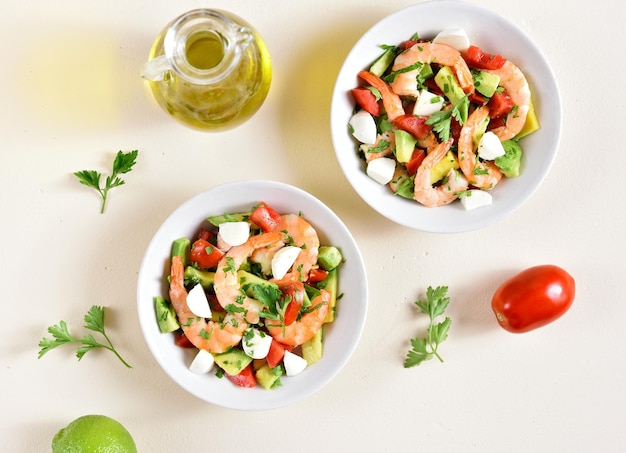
[145,9,271,132]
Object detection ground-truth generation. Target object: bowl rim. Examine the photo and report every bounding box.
[330,0,562,233]
[136,179,368,410]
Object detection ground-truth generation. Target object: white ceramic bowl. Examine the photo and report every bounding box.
[137,180,368,410]
[330,0,562,233]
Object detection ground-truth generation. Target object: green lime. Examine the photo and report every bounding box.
[52,414,137,453]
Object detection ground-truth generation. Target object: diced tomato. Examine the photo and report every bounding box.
[208,294,224,313]
[249,202,282,232]
[392,114,432,140]
[281,282,305,326]
[266,339,293,368]
[403,38,423,50]
[405,149,426,176]
[487,117,506,131]
[197,228,213,241]
[463,45,506,70]
[423,78,443,95]
[469,91,487,105]
[307,268,329,283]
[450,117,463,143]
[487,90,514,119]
[350,87,381,117]
[225,364,257,388]
[174,331,195,349]
[189,238,225,269]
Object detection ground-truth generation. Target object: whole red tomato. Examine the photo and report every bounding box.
[491,265,575,333]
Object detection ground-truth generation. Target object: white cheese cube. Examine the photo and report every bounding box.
[186,284,212,318]
[283,351,308,376]
[460,189,493,211]
[349,109,377,145]
[271,245,301,279]
[477,131,506,160]
[413,90,444,117]
[242,328,273,359]
[366,157,396,185]
[189,349,214,374]
[218,221,250,247]
[432,28,471,52]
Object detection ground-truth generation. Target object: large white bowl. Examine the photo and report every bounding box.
[330,0,562,233]
[137,180,368,410]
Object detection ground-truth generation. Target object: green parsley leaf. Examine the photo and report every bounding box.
[74,150,138,214]
[38,305,132,368]
[404,286,451,368]
[425,110,453,143]
[425,96,469,143]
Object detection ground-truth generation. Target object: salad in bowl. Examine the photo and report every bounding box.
[137,180,367,410]
[331,1,561,232]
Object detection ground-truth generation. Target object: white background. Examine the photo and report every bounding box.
[2,0,624,451]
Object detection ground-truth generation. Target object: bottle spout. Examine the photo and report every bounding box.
[233,26,254,49]
[141,55,171,81]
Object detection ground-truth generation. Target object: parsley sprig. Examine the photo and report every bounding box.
[404,286,451,368]
[38,305,132,368]
[74,150,139,214]
[425,96,469,143]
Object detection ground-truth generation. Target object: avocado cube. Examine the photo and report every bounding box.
[214,349,252,376]
[154,296,180,333]
[434,66,466,105]
[429,150,459,184]
[301,327,323,365]
[394,129,417,164]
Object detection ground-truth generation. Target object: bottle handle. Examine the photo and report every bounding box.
[141,55,171,81]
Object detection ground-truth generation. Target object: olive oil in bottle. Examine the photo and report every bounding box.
[142,9,271,132]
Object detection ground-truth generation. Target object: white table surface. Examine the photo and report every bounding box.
[3,0,625,451]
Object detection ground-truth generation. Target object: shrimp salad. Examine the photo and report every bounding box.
[154,201,343,390]
[348,29,539,210]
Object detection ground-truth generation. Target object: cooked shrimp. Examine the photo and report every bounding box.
[414,138,468,207]
[250,242,283,276]
[416,131,440,152]
[485,60,531,141]
[458,105,503,190]
[392,42,474,94]
[358,70,404,120]
[214,231,284,324]
[389,69,422,98]
[169,255,246,354]
[271,214,320,286]
[267,290,330,346]
[362,130,395,162]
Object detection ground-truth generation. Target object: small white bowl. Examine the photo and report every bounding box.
[137,180,368,410]
[330,0,562,233]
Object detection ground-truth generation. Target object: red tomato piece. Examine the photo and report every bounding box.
[351,87,381,117]
[197,228,213,241]
[266,339,293,368]
[307,268,329,283]
[405,148,426,176]
[392,115,432,140]
[450,117,463,143]
[469,91,487,105]
[225,364,257,388]
[402,39,421,49]
[249,202,282,232]
[189,238,224,269]
[487,116,506,132]
[281,282,305,326]
[463,45,507,70]
[491,265,575,333]
[207,294,224,313]
[174,331,195,349]
[487,90,514,119]
[423,77,443,95]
